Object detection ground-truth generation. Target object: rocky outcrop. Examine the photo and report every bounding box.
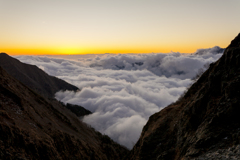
[65,103,92,117]
[0,67,128,159]
[127,33,240,160]
[0,53,78,98]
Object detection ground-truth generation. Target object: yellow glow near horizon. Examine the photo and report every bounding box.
[0,40,234,56]
[3,34,235,56]
[0,0,240,56]
[1,30,237,56]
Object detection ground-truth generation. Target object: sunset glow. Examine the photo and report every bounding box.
[1,0,240,55]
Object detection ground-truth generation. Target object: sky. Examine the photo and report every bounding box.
[0,0,239,55]
[15,47,224,148]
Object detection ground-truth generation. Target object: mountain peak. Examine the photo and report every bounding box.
[0,52,15,61]
[228,33,240,48]
[0,52,8,55]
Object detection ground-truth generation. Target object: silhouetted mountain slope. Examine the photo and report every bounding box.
[127,33,240,160]
[0,66,128,159]
[0,53,78,98]
[65,103,92,117]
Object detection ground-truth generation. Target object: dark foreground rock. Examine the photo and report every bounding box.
[65,103,92,117]
[0,66,128,160]
[0,53,78,98]
[127,33,240,160]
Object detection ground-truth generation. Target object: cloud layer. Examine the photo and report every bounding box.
[15,47,224,148]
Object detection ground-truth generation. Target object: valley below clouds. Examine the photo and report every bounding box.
[15,46,223,149]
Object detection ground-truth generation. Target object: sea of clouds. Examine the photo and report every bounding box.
[15,46,224,149]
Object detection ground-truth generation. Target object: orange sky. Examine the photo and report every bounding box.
[1,0,240,55]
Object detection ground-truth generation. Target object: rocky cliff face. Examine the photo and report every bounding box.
[0,53,78,98]
[0,67,128,160]
[127,33,240,160]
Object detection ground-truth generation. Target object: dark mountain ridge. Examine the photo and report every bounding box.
[0,53,78,98]
[0,53,92,117]
[127,33,240,159]
[65,103,92,117]
[0,66,128,159]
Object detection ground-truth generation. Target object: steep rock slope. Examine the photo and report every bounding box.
[0,67,128,160]
[128,33,240,160]
[65,103,92,117]
[0,53,78,98]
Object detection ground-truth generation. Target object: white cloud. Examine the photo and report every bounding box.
[15,47,223,149]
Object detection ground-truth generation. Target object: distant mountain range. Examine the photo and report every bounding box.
[0,53,78,98]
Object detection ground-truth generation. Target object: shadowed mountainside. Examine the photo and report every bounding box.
[65,103,92,117]
[0,66,128,159]
[0,53,78,98]
[127,33,240,159]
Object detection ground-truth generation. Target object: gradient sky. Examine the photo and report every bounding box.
[1,0,240,55]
